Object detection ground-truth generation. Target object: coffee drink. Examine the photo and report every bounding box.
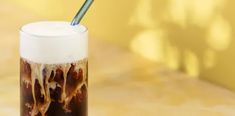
[20,21,88,116]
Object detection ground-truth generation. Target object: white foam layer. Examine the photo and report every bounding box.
[20,21,88,64]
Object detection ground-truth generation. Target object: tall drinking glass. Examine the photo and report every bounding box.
[20,21,88,116]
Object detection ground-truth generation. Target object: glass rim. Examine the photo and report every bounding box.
[20,21,88,38]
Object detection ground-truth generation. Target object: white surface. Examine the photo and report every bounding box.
[20,21,88,64]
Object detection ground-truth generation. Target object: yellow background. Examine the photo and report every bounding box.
[0,0,235,90]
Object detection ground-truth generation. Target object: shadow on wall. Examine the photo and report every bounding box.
[76,0,235,90]
[126,0,235,90]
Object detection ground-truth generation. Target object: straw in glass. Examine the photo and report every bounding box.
[71,0,94,26]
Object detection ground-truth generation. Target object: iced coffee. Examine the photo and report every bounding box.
[20,21,88,116]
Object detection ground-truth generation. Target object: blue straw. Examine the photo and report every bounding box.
[71,0,94,26]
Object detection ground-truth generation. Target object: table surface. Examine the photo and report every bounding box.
[1,38,235,116]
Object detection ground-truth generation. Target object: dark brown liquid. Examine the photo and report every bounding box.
[20,58,88,116]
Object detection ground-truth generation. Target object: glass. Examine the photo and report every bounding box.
[20,21,88,116]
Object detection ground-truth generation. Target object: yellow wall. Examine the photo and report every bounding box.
[1,0,235,90]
